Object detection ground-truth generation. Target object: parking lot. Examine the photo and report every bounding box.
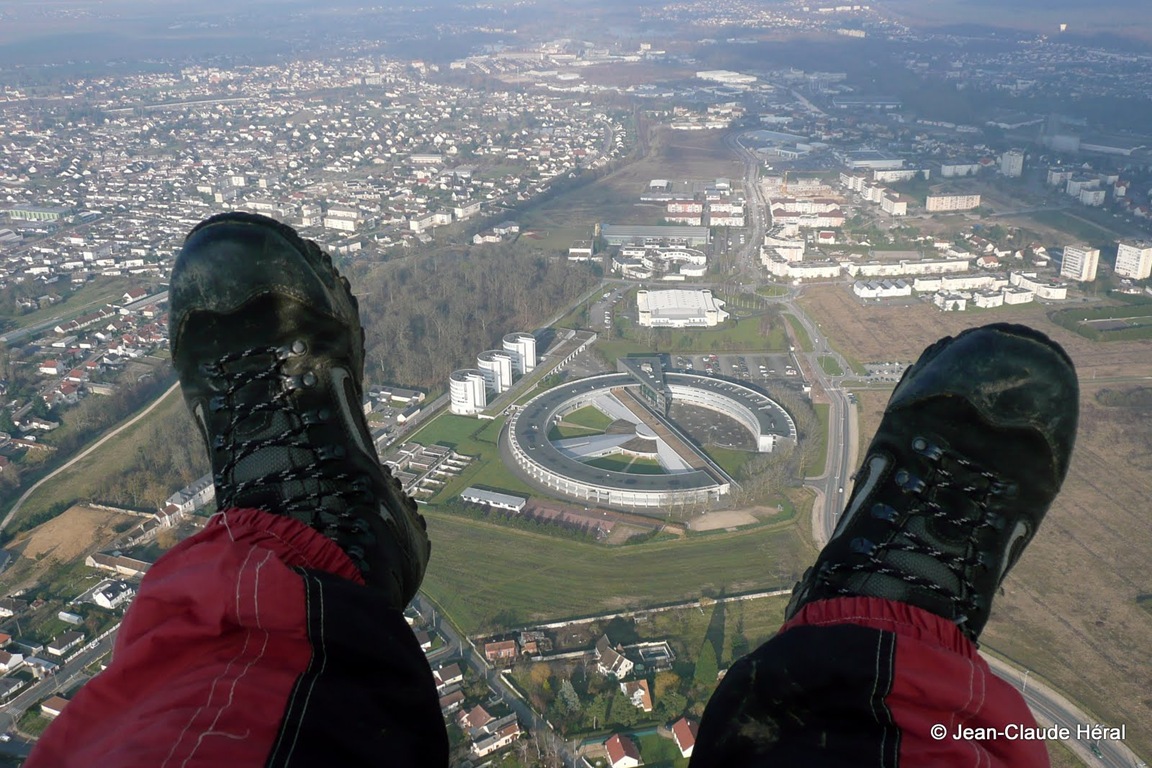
[591,288,626,330]
[672,352,800,386]
[669,402,755,451]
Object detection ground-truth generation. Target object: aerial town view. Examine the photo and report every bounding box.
[0,0,1149,765]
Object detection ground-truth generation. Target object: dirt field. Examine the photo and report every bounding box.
[688,509,759,531]
[1,505,139,591]
[797,284,1152,379]
[520,127,746,231]
[800,284,1152,760]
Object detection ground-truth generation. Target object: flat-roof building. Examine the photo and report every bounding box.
[636,289,728,328]
[926,194,981,212]
[1115,241,1152,280]
[602,224,710,247]
[1060,245,1100,282]
[450,369,488,416]
[477,350,515,394]
[460,487,526,512]
[502,332,537,375]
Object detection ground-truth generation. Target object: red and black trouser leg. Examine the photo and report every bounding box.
[690,596,1048,768]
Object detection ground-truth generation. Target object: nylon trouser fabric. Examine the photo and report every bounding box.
[25,508,448,768]
[690,596,1048,767]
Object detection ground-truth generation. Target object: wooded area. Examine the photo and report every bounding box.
[346,246,599,390]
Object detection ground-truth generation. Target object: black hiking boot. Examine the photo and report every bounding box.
[170,211,429,609]
[786,323,1079,642]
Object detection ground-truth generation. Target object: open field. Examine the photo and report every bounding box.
[420,511,813,634]
[796,284,1152,380]
[799,283,1152,761]
[8,385,195,531]
[518,127,745,233]
[594,316,788,362]
[1,505,138,593]
[5,276,134,331]
[1051,299,1152,342]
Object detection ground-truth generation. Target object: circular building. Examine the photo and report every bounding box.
[449,369,488,416]
[502,332,538,375]
[477,350,515,394]
[505,364,796,511]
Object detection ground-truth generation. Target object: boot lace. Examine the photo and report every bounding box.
[820,436,1016,626]
[204,342,375,556]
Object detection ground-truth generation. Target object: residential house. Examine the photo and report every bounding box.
[41,695,69,719]
[0,651,24,673]
[93,580,135,610]
[470,714,520,758]
[46,630,85,656]
[595,635,635,679]
[0,677,24,702]
[24,656,60,679]
[457,704,493,732]
[620,680,653,713]
[86,552,151,578]
[0,598,27,618]
[672,717,699,758]
[605,733,642,768]
[432,663,463,693]
[438,688,465,714]
[484,639,517,664]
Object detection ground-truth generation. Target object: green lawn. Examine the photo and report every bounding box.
[1027,209,1119,248]
[401,413,536,501]
[783,314,813,352]
[804,403,830,478]
[702,446,754,479]
[6,276,135,331]
[818,355,843,376]
[636,733,689,768]
[757,284,790,298]
[584,455,667,474]
[595,317,787,362]
[564,405,615,431]
[550,424,602,440]
[419,511,810,633]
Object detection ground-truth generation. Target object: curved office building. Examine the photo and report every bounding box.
[504,366,795,510]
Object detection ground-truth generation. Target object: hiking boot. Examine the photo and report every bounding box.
[169,211,429,608]
[786,323,1079,642]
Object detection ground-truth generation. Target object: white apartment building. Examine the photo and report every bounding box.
[844,258,970,278]
[1060,245,1100,282]
[450,370,488,415]
[1010,272,1069,300]
[1115,241,1152,280]
[1000,150,1025,178]
[880,194,908,216]
[926,194,981,212]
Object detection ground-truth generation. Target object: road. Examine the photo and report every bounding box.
[0,627,118,755]
[414,595,577,767]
